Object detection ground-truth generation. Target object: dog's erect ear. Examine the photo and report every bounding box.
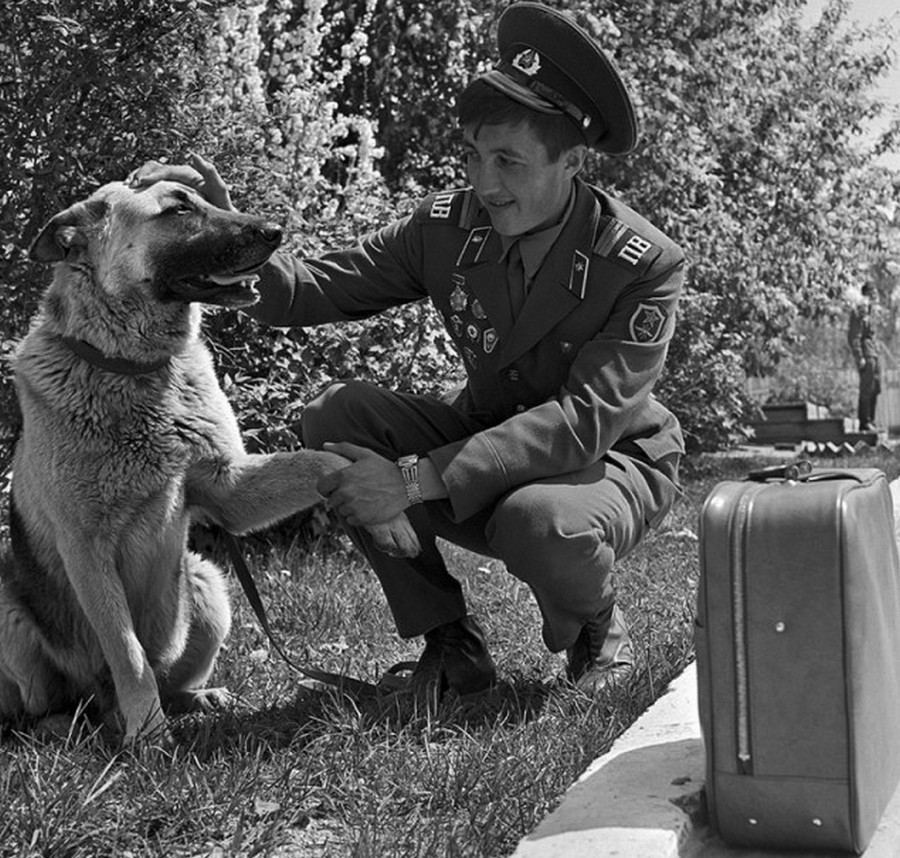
[29,199,109,263]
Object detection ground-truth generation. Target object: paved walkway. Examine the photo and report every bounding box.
[512,664,900,858]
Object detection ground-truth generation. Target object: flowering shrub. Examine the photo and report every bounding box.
[166,0,468,451]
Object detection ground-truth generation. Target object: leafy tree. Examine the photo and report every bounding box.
[568,0,899,447]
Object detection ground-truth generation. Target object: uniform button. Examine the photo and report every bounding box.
[515,404,526,413]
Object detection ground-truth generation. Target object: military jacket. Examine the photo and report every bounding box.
[249,179,686,521]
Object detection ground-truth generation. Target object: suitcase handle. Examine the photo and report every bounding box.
[746,461,813,482]
[747,461,870,483]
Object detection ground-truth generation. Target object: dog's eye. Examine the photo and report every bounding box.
[162,201,194,217]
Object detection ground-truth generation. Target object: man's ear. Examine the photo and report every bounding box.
[29,199,108,262]
[563,144,588,178]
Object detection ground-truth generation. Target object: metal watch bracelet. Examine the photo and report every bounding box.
[396,454,424,505]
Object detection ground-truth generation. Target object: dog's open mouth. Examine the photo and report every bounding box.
[160,216,283,307]
[168,261,266,307]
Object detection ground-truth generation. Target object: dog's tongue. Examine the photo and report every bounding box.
[208,272,260,286]
[168,276,260,307]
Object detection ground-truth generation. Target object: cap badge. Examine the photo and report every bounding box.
[512,49,541,77]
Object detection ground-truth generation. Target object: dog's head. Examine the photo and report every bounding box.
[29,181,283,309]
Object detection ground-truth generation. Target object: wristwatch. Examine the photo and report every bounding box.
[396,454,424,505]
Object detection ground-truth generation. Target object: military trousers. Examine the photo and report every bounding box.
[301,380,681,652]
[858,358,881,429]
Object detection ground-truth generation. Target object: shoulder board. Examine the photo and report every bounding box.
[418,188,483,229]
[592,215,662,276]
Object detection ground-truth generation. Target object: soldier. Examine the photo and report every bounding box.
[848,282,881,432]
[136,1,686,700]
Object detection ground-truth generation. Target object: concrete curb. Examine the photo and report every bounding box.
[512,663,703,858]
[512,661,900,858]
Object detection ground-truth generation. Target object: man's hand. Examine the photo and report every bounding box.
[128,152,234,211]
[317,442,410,527]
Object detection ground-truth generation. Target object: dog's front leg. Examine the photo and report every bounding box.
[187,450,420,557]
[57,534,168,744]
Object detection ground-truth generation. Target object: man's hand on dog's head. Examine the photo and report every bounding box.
[128,152,234,212]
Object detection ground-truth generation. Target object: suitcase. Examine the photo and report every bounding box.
[696,466,900,853]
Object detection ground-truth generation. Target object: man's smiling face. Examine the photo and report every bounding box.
[462,120,585,237]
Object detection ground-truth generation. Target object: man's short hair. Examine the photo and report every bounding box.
[456,78,586,162]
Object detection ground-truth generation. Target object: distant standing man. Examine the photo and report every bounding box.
[848,283,881,432]
[135,2,685,701]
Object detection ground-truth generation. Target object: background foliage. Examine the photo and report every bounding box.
[2,0,899,454]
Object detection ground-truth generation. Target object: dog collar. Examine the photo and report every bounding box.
[60,336,170,376]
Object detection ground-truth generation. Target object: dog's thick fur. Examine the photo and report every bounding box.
[0,180,417,743]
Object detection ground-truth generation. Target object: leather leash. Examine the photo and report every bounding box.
[220,530,382,699]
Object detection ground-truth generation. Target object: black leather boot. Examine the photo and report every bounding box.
[411,615,497,698]
[566,604,634,694]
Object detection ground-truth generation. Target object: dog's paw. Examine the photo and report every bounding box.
[122,700,171,748]
[165,686,233,714]
[368,513,421,558]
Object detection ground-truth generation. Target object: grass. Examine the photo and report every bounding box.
[2,450,898,857]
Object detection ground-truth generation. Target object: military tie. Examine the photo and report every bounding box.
[507,240,528,319]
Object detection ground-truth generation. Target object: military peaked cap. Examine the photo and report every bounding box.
[481,2,638,154]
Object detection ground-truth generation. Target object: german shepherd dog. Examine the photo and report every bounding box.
[0,179,418,744]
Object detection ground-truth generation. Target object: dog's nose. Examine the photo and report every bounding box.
[259,224,283,247]
[257,223,284,247]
